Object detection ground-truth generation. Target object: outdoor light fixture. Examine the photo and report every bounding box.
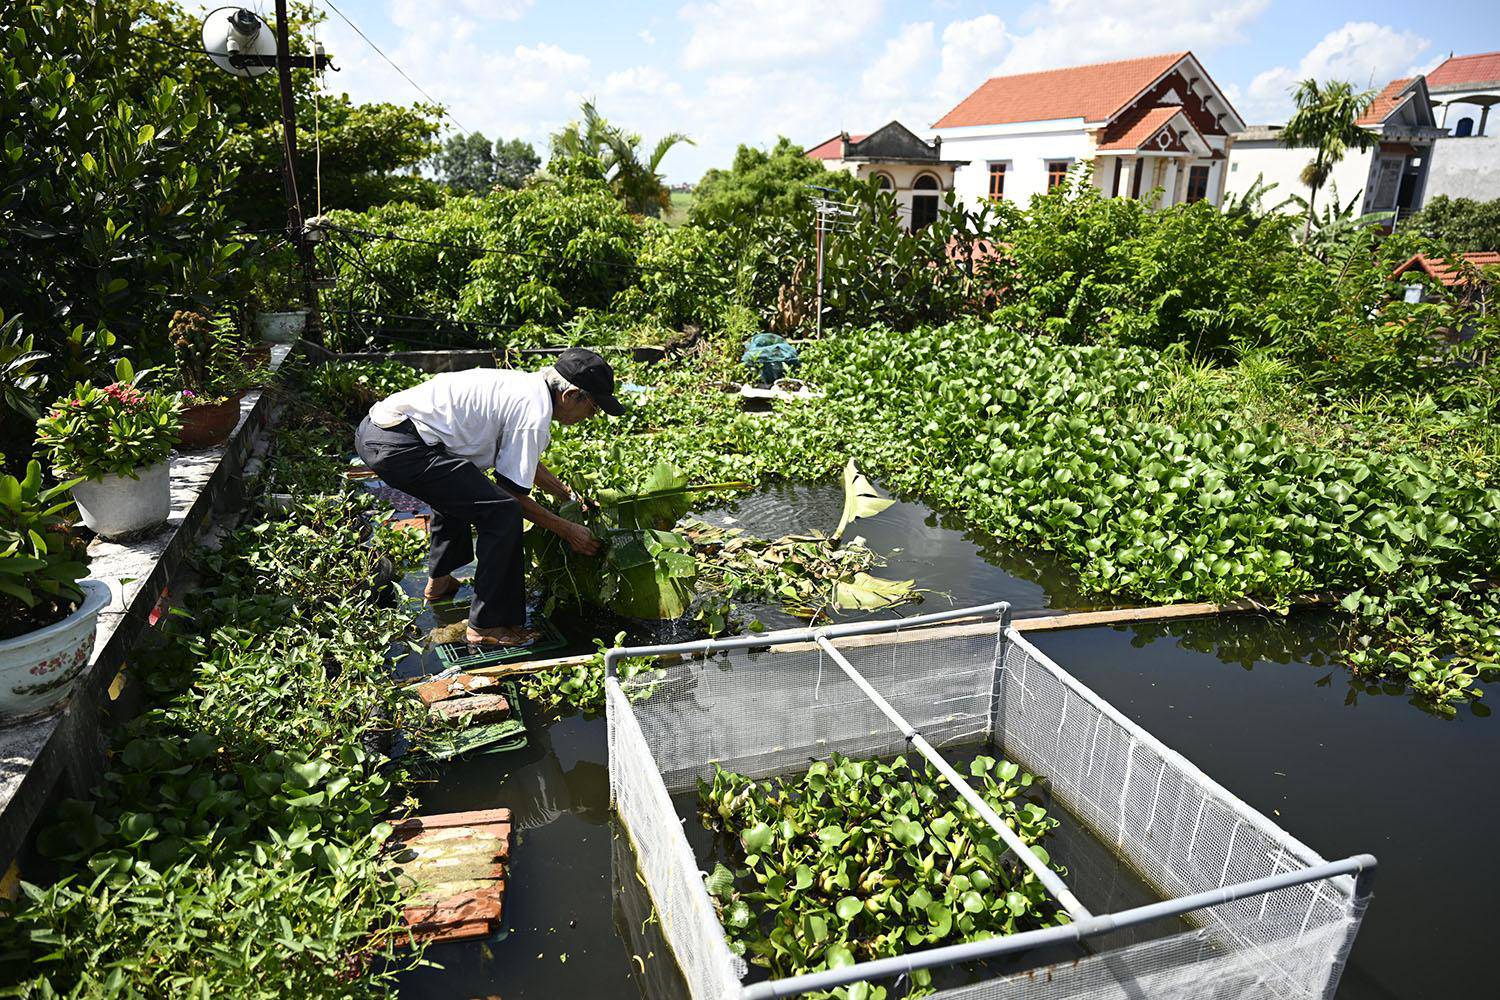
[201,6,278,78]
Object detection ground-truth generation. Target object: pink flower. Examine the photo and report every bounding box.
[181,390,197,400]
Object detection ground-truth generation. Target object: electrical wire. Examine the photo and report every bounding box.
[311,0,324,217]
[319,0,472,135]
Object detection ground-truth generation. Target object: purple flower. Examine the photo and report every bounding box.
[181,390,197,400]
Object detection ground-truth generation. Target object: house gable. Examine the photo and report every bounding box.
[1357,78,1437,129]
[1107,55,1243,139]
[844,121,943,162]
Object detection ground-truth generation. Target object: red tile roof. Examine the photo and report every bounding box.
[1390,251,1500,287]
[1427,51,1500,89]
[1357,78,1413,126]
[805,133,866,160]
[933,52,1187,129]
[1098,106,1183,151]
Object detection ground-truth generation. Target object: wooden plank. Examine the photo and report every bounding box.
[772,593,1339,654]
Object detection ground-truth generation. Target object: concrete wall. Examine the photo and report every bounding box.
[933,121,1095,208]
[1424,135,1500,201]
[1224,143,1376,212]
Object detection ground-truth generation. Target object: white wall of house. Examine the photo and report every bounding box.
[1224,143,1375,211]
[933,121,1094,208]
[817,160,957,224]
[1425,135,1500,200]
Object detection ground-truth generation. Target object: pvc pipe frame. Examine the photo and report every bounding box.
[603,606,1378,999]
[811,633,1092,923]
[602,601,1011,678]
[739,854,1378,1000]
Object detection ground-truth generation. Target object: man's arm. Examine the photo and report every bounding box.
[532,462,573,504]
[497,481,601,556]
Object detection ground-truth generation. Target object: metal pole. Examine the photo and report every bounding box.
[273,0,322,340]
[740,853,1378,1000]
[813,635,1091,922]
[813,215,825,339]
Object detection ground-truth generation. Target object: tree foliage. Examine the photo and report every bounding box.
[1280,79,1379,237]
[0,0,246,422]
[690,137,831,229]
[548,101,692,216]
[1402,195,1500,252]
[432,131,539,194]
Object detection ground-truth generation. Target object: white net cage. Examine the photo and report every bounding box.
[606,606,1373,1000]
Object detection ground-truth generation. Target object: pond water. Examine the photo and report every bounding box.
[1032,616,1497,1000]
[396,482,1491,1000]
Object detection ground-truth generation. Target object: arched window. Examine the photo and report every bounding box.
[1456,117,1475,137]
[871,172,895,191]
[910,173,940,230]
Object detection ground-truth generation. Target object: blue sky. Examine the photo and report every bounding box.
[281,0,1500,182]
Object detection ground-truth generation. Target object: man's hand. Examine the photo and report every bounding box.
[555,519,601,556]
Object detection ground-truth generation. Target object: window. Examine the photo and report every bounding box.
[910,173,940,230]
[1046,160,1071,191]
[872,172,895,191]
[1185,164,1210,203]
[987,162,1007,200]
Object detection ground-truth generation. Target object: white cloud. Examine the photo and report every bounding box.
[995,0,1267,75]
[861,22,936,102]
[1242,21,1431,123]
[938,14,1008,103]
[638,29,657,46]
[678,0,885,70]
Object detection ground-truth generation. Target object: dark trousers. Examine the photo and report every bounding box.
[354,416,525,628]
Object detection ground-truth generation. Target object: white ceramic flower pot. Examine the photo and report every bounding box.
[0,579,110,721]
[70,460,171,540]
[255,310,308,344]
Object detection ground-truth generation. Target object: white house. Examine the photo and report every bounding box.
[806,121,968,229]
[929,51,1245,210]
[1427,50,1500,137]
[1224,77,1447,221]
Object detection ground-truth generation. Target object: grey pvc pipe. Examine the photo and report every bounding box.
[813,635,1092,923]
[739,853,1378,1000]
[603,602,1008,678]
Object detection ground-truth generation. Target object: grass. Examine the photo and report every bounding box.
[662,190,694,228]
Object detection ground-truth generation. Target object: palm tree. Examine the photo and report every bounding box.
[1279,79,1379,240]
[549,101,693,216]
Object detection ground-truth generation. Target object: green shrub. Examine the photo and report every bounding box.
[1402,195,1500,252]
[36,376,182,479]
[0,458,87,639]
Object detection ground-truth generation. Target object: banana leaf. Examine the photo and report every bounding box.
[832,459,894,543]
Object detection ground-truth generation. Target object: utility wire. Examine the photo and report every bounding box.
[319,0,473,135]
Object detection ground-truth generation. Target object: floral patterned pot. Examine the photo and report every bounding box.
[0,579,111,722]
[177,392,245,450]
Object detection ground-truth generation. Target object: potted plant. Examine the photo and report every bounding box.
[251,255,308,344]
[0,456,110,720]
[35,363,182,540]
[168,310,268,449]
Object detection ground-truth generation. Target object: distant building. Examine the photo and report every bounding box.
[1225,77,1446,222]
[928,52,1244,209]
[1427,51,1500,137]
[806,121,967,229]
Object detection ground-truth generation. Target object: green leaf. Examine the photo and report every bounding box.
[888,817,923,847]
[741,823,773,855]
[833,459,895,542]
[835,896,862,920]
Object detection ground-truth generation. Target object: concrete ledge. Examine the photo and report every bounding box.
[0,344,295,872]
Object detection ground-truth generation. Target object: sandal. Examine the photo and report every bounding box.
[465,626,540,648]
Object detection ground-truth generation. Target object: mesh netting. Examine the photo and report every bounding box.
[607,620,1368,1000]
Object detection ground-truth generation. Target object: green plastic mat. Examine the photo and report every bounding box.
[434,679,528,760]
[432,612,567,670]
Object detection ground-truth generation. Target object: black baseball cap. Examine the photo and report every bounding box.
[555,348,625,416]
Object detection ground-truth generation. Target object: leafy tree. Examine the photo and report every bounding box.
[433,132,539,193]
[548,102,691,216]
[129,1,443,230]
[0,0,245,429]
[1280,79,1379,239]
[690,137,831,229]
[495,137,542,189]
[1402,195,1500,252]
